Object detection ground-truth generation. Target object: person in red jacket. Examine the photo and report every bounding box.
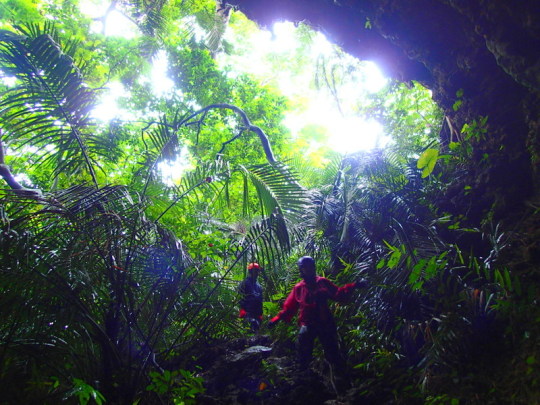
[268,256,367,370]
[238,262,264,332]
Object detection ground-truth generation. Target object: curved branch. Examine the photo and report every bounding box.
[217,128,245,155]
[0,137,42,197]
[183,103,277,164]
[0,164,24,190]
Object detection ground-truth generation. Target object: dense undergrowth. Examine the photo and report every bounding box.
[1,144,538,404]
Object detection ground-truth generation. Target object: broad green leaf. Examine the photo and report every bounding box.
[387,250,402,269]
[417,148,439,177]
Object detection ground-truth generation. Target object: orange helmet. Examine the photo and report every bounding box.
[247,262,261,271]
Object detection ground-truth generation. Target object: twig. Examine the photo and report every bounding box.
[181,103,277,164]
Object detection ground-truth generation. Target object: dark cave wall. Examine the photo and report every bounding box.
[445,0,540,92]
[230,0,540,225]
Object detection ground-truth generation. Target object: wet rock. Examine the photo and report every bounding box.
[199,335,345,404]
[226,345,272,363]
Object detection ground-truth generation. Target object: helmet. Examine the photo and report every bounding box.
[247,262,261,271]
[297,256,315,268]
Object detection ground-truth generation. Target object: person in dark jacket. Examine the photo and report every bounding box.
[268,256,367,370]
[238,262,264,332]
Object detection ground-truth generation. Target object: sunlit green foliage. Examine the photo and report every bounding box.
[0,2,303,402]
[0,0,43,25]
[362,81,443,157]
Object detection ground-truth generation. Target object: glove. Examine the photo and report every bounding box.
[355,278,369,289]
[239,308,247,318]
[267,316,279,328]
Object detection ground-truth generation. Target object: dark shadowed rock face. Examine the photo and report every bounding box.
[230,0,540,227]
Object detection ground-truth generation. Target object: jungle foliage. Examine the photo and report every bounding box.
[0,1,538,404]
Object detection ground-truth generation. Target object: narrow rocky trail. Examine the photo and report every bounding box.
[196,335,374,405]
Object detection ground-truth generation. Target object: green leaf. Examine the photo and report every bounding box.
[424,256,438,279]
[364,18,372,29]
[387,250,402,269]
[449,141,460,151]
[408,259,425,286]
[417,148,439,178]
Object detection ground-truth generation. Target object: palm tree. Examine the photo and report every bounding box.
[0,23,307,403]
[298,148,519,403]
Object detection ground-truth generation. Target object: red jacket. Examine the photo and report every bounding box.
[271,276,357,326]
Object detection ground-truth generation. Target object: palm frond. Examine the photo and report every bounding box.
[0,26,104,186]
[240,162,308,222]
[118,0,168,37]
[0,183,200,400]
[285,152,343,189]
[206,3,231,57]
[144,159,228,224]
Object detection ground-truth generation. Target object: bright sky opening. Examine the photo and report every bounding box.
[79,0,138,38]
[220,20,389,155]
[79,3,389,160]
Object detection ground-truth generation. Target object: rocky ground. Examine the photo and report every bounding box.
[195,334,371,405]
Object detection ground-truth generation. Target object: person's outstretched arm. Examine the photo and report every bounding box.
[268,287,299,326]
[321,278,362,303]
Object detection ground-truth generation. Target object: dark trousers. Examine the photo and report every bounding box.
[244,313,262,332]
[297,322,345,370]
